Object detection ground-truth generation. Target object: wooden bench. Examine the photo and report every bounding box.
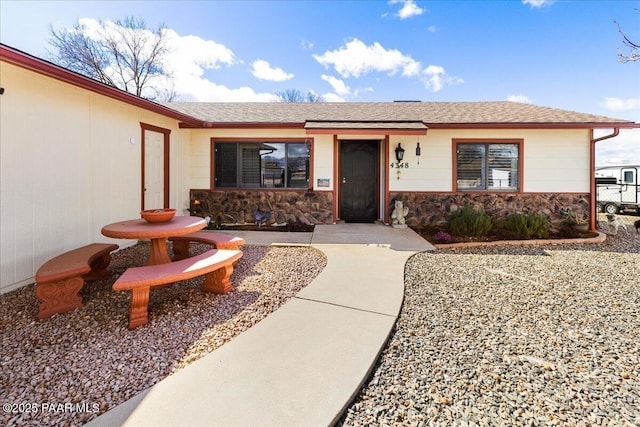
[35,243,119,319]
[113,248,243,329]
[169,231,245,261]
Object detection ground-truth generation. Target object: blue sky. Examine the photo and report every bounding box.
[1,0,639,163]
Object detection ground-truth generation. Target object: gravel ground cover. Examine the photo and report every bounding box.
[341,231,639,426]
[1,243,326,427]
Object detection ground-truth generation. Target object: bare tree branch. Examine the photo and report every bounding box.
[614,11,640,63]
[48,16,173,100]
[275,88,324,103]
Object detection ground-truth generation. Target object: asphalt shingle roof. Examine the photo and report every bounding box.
[164,101,637,127]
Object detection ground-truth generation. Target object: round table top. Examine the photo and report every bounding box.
[101,216,206,239]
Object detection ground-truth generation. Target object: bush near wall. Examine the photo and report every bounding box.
[500,213,550,239]
[390,192,590,231]
[448,206,493,237]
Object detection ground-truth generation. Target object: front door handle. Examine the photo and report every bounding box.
[342,177,347,184]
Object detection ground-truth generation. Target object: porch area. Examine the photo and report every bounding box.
[222,222,435,252]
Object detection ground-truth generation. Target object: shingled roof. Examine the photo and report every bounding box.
[165,101,638,129]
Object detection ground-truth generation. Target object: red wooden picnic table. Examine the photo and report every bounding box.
[101,216,206,265]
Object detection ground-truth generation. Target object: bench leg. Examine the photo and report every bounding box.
[83,253,113,281]
[202,264,235,294]
[171,241,190,261]
[36,277,84,318]
[128,287,151,329]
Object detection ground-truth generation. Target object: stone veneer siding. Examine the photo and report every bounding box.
[190,190,334,225]
[389,192,590,230]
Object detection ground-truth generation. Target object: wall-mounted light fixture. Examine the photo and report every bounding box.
[395,143,405,162]
[415,141,421,164]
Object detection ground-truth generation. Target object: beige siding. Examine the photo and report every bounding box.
[311,135,335,191]
[0,62,188,293]
[388,129,590,193]
[522,129,590,192]
[189,130,211,189]
[389,134,452,192]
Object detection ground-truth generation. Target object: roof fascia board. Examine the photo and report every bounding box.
[1,44,203,127]
[427,122,640,129]
[180,122,304,129]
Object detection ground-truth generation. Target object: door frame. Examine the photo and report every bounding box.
[140,123,171,211]
[337,139,381,222]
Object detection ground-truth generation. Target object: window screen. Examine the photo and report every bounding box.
[456,143,519,191]
[214,141,309,189]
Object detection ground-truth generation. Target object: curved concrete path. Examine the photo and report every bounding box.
[87,224,434,427]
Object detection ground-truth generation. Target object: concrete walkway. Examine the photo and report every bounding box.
[87,224,434,427]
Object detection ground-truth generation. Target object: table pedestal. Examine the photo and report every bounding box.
[148,238,172,265]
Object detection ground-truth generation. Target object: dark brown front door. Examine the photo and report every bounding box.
[340,141,378,222]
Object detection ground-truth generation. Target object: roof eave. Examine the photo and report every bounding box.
[427,122,640,129]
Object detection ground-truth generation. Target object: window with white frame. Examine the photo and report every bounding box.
[455,141,520,191]
[214,141,310,189]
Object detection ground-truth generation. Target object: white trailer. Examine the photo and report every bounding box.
[595,165,640,214]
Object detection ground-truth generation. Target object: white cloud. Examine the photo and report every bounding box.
[251,60,294,82]
[173,78,278,102]
[422,65,464,92]
[595,128,640,165]
[522,0,554,7]
[163,31,280,101]
[313,38,462,93]
[321,74,351,96]
[507,94,533,103]
[402,60,422,77]
[428,25,438,33]
[313,38,421,78]
[389,0,425,19]
[77,18,105,40]
[422,65,446,91]
[603,97,640,111]
[163,35,284,100]
[166,30,236,70]
[321,92,347,102]
[354,87,375,97]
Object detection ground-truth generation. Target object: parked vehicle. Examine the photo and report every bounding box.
[595,165,640,214]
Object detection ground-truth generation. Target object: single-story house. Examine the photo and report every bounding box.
[1,43,638,293]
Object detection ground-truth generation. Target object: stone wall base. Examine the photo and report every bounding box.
[389,192,590,230]
[188,190,590,230]
[189,190,334,225]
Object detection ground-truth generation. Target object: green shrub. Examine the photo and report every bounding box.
[503,213,550,239]
[448,206,493,237]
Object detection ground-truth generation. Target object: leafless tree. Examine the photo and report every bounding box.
[615,11,639,63]
[48,16,176,100]
[275,88,323,102]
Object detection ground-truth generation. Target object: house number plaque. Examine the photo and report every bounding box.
[390,162,409,168]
